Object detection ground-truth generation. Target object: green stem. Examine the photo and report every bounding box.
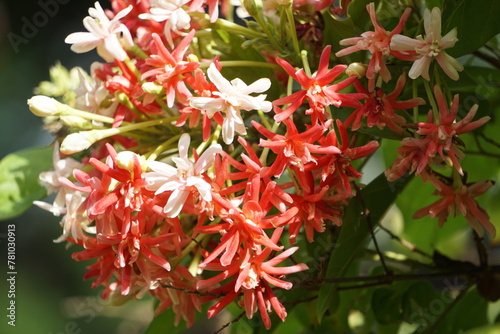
[212,18,266,40]
[423,80,439,121]
[284,3,300,55]
[301,50,312,77]
[198,60,281,71]
[412,79,419,123]
[146,134,182,161]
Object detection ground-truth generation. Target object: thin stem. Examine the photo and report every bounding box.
[472,230,488,268]
[213,311,245,334]
[159,282,221,297]
[378,224,432,259]
[199,60,281,71]
[423,80,439,121]
[212,18,266,40]
[412,79,419,122]
[300,50,312,77]
[421,283,472,334]
[284,4,300,55]
[354,184,390,275]
[146,134,182,161]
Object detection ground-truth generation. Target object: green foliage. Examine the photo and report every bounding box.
[443,0,500,57]
[0,146,53,221]
[316,172,412,322]
[372,287,404,324]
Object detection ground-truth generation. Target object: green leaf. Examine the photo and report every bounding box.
[322,11,357,55]
[348,0,380,32]
[402,281,439,324]
[425,0,444,9]
[443,0,500,57]
[145,308,188,334]
[316,172,412,322]
[447,287,489,333]
[372,287,404,324]
[0,146,53,221]
[356,126,404,140]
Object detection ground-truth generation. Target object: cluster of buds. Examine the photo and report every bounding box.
[29,0,494,329]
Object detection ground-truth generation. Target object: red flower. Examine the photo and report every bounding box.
[253,118,340,178]
[198,228,308,329]
[141,30,198,107]
[273,45,366,123]
[346,75,425,135]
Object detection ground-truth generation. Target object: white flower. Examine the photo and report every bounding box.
[65,2,133,62]
[53,192,94,243]
[189,63,272,144]
[33,142,83,216]
[390,7,463,81]
[139,0,191,47]
[143,133,222,217]
[75,63,117,118]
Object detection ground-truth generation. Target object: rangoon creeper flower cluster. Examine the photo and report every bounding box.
[27,0,495,330]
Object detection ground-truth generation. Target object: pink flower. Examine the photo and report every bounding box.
[414,177,495,238]
[335,3,412,82]
[65,2,133,62]
[386,86,490,180]
[416,86,490,175]
[390,7,464,80]
[33,142,84,216]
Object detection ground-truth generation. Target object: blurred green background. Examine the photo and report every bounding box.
[0,1,155,333]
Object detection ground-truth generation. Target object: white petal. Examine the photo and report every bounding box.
[147,161,177,176]
[425,7,442,38]
[190,97,227,115]
[194,144,222,174]
[187,177,212,201]
[102,35,127,61]
[164,188,189,217]
[155,179,182,194]
[65,33,101,52]
[207,63,233,93]
[172,156,191,172]
[390,34,422,51]
[243,78,271,94]
[409,57,431,80]
[222,117,235,145]
[178,133,191,160]
[440,28,458,49]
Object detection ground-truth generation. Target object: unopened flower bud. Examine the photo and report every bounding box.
[141,82,164,95]
[27,96,62,117]
[346,62,366,78]
[186,54,200,63]
[60,132,96,154]
[116,151,143,171]
[60,127,121,155]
